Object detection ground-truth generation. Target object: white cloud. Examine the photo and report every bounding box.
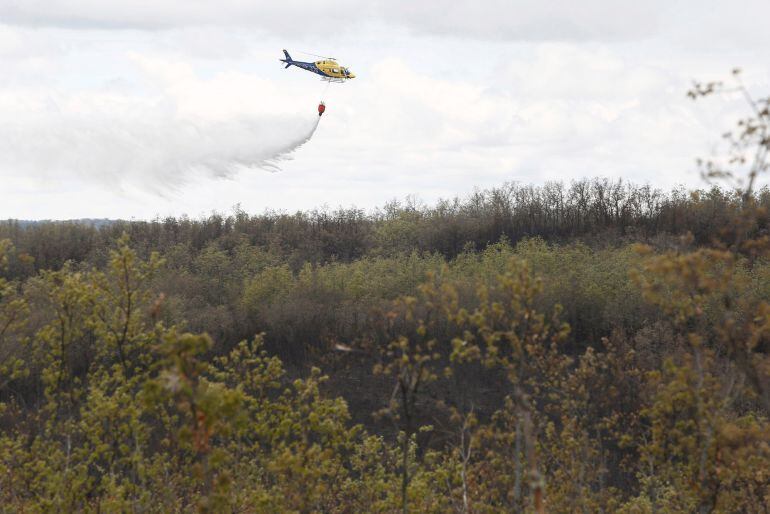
[6,0,765,43]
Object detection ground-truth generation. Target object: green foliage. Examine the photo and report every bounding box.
[2,216,769,512]
[0,237,393,511]
[0,240,29,412]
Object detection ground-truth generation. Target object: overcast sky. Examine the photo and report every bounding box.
[1,0,769,219]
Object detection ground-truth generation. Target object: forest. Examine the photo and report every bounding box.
[1,83,769,512]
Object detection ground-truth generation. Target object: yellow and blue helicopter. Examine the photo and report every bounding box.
[281,49,355,82]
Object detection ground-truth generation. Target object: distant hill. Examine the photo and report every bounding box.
[3,218,118,228]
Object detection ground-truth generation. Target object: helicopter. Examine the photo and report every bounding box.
[281,49,355,82]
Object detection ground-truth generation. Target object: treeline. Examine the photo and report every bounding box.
[1,179,765,370]
[2,179,765,277]
[0,178,769,512]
